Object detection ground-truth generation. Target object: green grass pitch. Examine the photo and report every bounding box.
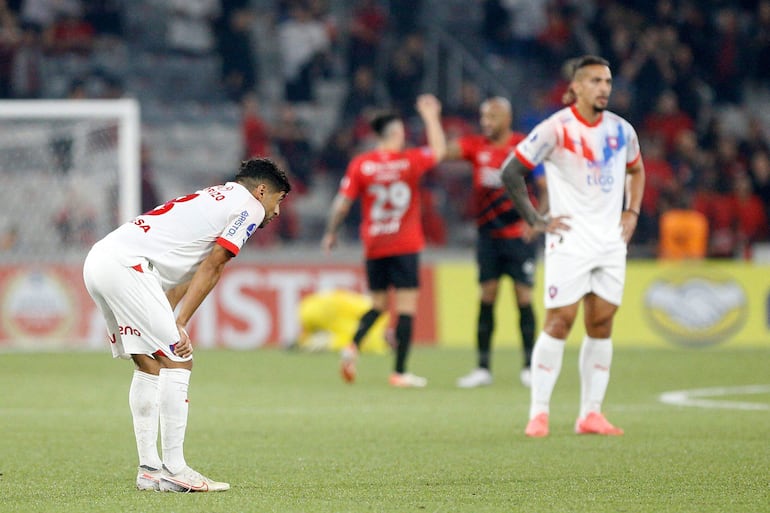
[1,347,768,513]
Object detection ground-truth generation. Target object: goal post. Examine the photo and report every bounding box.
[0,99,141,349]
[0,99,141,261]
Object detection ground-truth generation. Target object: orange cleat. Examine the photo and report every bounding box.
[575,412,624,435]
[525,412,549,438]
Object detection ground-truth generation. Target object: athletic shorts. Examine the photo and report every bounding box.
[543,244,626,309]
[476,234,536,286]
[82,241,189,362]
[365,253,419,291]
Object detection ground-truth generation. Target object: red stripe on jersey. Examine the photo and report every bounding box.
[131,264,143,273]
[514,148,536,170]
[580,135,596,162]
[216,237,240,256]
[489,221,526,239]
[627,151,641,168]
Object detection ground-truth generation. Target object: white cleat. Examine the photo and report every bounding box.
[519,367,532,388]
[159,465,230,492]
[456,368,493,388]
[389,372,428,388]
[136,465,161,491]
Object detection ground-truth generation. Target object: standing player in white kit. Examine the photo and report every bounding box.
[83,158,290,490]
[500,55,645,437]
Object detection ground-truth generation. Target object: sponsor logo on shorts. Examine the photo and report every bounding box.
[644,272,747,348]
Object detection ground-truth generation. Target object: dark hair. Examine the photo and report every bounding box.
[570,55,610,79]
[370,111,400,137]
[235,157,292,193]
[562,55,611,104]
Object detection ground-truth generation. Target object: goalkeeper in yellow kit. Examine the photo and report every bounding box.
[296,290,390,354]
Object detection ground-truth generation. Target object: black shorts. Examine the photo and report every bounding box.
[365,253,420,291]
[476,234,536,286]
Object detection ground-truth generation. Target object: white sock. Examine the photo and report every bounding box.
[159,368,191,474]
[579,336,613,419]
[529,332,565,419]
[129,370,162,470]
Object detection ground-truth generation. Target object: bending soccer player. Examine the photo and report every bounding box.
[83,158,290,490]
[500,55,645,437]
[322,94,446,388]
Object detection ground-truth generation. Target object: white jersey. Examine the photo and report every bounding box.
[99,182,265,289]
[515,105,640,255]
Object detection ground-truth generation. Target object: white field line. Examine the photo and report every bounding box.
[659,384,770,411]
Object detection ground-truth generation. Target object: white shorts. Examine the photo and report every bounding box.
[82,241,189,362]
[542,244,627,309]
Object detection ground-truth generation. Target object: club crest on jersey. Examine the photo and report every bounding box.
[242,223,257,244]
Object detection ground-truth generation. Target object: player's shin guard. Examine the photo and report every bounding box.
[579,336,613,418]
[159,368,191,475]
[518,304,535,367]
[129,370,162,470]
[394,314,413,374]
[529,332,565,418]
[353,309,381,347]
[477,302,494,369]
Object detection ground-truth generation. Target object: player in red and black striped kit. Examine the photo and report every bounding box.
[444,97,546,388]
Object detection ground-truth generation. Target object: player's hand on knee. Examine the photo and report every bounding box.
[174,325,193,358]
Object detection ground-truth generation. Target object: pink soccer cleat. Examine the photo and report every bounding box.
[575,412,624,436]
[525,412,549,438]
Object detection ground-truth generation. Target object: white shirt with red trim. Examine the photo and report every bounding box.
[101,182,265,289]
[514,105,641,254]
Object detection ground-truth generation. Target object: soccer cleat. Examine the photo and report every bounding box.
[389,372,427,388]
[525,412,549,437]
[136,465,161,491]
[159,465,230,493]
[519,367,532,388]
[340,343,358,383]
[575,412,624,436]
[456,368,493,388]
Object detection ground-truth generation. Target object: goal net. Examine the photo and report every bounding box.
[0,100,140,349]
[0,99,140,263]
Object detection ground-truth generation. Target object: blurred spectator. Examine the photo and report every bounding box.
[140,144,161,213]
[20,0,81,32]
[217,3,258,102]
[341,65,377,123]
[273,103,313,191]
[481,0,512,58]
[43,10,95,56]
[240,92,271,159]
[748,150,770,215]
[0,0,21,97]
[83,0,123,40]
[731,171,768,259]
[277,1,330,102]
[385,32,424,116]
[317,125,354,182]
[166,0,220,57]
[638,136,676,243]
[0,224,19,251]
[10,22,43,98]
[346,0,387,76]
[708,7,749,105]
[642,90,694,154]
[750,0,770,83]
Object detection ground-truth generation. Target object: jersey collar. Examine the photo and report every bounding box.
[570,104,603,127]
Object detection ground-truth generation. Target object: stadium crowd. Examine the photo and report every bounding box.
[1,0,770,259]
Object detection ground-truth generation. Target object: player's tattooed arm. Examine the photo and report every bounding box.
[500,154,570,235]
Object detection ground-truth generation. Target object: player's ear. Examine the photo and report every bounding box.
[254,183,267,198]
